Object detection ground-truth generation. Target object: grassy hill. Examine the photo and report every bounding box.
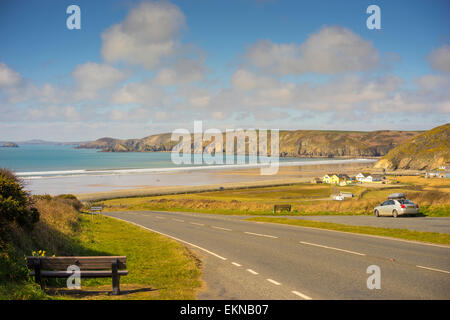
[78,129,420,158]
[374,123,450,170]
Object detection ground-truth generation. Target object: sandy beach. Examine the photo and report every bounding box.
[74,160,384,201]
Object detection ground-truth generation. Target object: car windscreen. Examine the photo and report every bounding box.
[397,200,414,204]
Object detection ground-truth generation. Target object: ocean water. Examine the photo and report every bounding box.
[0,144,375,195]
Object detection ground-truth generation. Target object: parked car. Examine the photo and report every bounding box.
[373,194,420,217]
[333,195,345,201]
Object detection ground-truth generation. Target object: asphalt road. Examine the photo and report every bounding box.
[104,210,450,300]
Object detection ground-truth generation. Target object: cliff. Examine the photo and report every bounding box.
[374,123,450,170]
[78,129,421,158]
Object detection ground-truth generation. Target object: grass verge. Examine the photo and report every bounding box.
[246,217,450,245]
[49,214,203,300]
[0,214,203,300]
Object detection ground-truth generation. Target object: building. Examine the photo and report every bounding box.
[311,178,323,184]
[425,171,440,178]
[360,174,384,183]
[322,174,349,185]
[322,174,339,184]
[337,174,350,186]
[355,172,371,182]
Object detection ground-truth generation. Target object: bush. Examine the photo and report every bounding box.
[0,169,39,236]
[53,194,83,211]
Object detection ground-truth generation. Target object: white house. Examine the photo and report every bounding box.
[360,174,383,183]
[356,173,370,181]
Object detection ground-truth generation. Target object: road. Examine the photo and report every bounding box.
[104,210,450,300]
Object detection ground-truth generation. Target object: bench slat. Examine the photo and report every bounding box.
[30,270,129,278]
[26,256,127,270]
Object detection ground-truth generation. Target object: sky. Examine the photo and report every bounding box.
[0,0,449,141]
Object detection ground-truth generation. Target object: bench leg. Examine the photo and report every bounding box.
[33,260,45,291]
[112,261,120,295]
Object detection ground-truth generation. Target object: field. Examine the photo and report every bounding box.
[98,176,450,216]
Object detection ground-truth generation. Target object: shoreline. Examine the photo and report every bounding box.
[17,158,377,178]
[74,161,424,202]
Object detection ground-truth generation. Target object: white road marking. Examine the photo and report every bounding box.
[246,269,258,275]
[292,290,312,300]
[244,231,278,239]
[299,241,366,256]
[172,219,184,222]
[190,222,205,226]
[416,265,450,274]
[212,226,232,231]
[255,219,450,249]
[155,216,165,219]
[108,216,227,261]
[232,262,242,267]
[267,279,281,286]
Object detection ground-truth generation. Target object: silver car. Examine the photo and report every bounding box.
[373,198,420,217]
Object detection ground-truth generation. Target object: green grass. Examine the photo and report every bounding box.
[0,214,203,300]
[51,215,203,300]
[246,217,450,245]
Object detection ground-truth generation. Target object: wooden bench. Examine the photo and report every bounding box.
[26,256,128,295]
[273,204,291,213]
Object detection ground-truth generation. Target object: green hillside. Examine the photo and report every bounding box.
[375,123,450,170]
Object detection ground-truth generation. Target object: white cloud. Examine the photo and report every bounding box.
[101,1,185,69]
[0,63,22,87]
[72,62,126,100]
[428,45,450,73]
[110,81,165,107]
[231,69,278,91]
[416,74,450,91]
[154,59,206,85]
[245,26,380,75]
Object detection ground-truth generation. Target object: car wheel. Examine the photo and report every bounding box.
[374,210,379,217]
[393,210,398,218]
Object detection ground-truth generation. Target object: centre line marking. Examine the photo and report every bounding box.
[212,226,232,231]
[292,290,312,300]
[267,279,281,286]
[109,216,227,261]
[299,241,366,256]
[173,219,184,222]
[232,262,242,267]
[416,265,450,274]
[190,222,205,226]
[244,231,278,239]
[247,269,258,275]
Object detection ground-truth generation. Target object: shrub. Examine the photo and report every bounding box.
[53,194,83,211]
[0,169,39,235]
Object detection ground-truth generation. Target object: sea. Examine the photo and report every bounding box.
[0,144,375,195]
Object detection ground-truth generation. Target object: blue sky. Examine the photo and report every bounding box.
[0,0,449,140]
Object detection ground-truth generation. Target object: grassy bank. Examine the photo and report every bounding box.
[98,179,450,217]
[61,214,202,300]
[246,217,450,245]
[0,170,202,300]
[1,212,202,300]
